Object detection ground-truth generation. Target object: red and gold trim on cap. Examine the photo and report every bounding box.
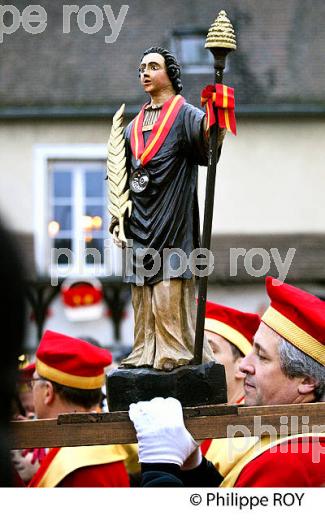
[262,306,325,366]
[205,318,252,356]
[130,94,185,166]
[201,84,236,135]
[35,359,105,389]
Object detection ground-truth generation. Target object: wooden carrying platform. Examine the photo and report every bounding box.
[11,402,325,449]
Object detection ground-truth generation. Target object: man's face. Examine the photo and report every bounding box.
[239,322,303,406]
[139,52,173,96]
[19,390,35,418]
[206,330,244,404]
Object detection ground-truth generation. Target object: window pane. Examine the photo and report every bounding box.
[85,238,104,264]
[53,238,72,264]
[53,171,72,198]
[85,169,105,197]
[47,161,113,273]
[84,205,104,232]
[53,205,72,231]
[179,36,212,65]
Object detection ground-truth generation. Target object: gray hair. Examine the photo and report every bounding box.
[279,338,325,401]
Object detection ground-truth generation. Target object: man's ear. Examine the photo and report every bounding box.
[234,356,246,380]
[43,381,55,405]
[298,376,317,395]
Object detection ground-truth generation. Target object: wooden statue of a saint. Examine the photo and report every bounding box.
[108,47,225,371]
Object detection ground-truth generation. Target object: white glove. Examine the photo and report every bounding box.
[129,397,198,466]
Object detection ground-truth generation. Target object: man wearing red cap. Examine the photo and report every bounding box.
[28,330,129,487]
[204,301,260,405]
[128,278,325,487]
[241,276,325,406]
[201,302,260,467]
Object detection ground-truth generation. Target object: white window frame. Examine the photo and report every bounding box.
[33,144,121,277]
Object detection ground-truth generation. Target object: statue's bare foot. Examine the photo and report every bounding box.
[161,360,177,371]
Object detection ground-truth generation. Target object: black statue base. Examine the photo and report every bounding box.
[106,361,227,412]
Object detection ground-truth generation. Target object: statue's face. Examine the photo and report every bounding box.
[139,52,174,96]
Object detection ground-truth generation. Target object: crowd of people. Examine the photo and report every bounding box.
[5,268,325,488]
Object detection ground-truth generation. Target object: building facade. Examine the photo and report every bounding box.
[1,0,324,353]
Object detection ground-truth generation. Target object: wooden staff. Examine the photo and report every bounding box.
[194,10,237,364]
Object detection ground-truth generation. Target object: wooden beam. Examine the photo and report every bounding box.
[10,403,325,449]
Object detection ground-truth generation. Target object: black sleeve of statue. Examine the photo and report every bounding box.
[140,458,223,487]
[183,104,209,167]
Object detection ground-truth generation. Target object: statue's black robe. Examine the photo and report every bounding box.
[124,102,208,285]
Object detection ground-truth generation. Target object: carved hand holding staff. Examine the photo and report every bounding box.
[107,103,132,245]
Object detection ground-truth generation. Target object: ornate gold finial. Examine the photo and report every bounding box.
[107,104,132,243]
[205,9,237,50]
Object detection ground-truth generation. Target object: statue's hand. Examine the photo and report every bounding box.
[109,216,118,234]
[203,117,227,146]
[109,217,125,248]
[112,225,125,248]
[129,397,198,466]
[217,127,227,146]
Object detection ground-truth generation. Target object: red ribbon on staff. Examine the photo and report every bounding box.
[201,84,237,135]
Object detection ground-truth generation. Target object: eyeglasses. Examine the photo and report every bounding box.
[27,378,46,390]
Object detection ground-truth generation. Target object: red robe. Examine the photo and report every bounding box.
[28,445,129,487]
[235,435,325,487]
[202,434,325,487]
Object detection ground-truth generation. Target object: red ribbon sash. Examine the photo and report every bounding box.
[28,448,60,487]
[130,95,185,166]
[201,84,237,135]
